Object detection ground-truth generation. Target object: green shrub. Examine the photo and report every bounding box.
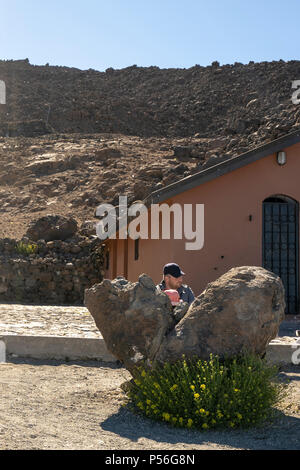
[126,353,286,430]
[15,241,38,256]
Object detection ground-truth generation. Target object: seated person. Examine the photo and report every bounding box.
[156,262,195,305]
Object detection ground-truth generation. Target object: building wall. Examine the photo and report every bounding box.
[104,142,300,298]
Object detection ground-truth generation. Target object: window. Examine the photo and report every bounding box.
[105,250,110,270]
[134,238,139,261]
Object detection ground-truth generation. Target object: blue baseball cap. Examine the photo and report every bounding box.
[163,263,185,278]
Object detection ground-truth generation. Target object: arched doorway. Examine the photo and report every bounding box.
[262,195,299,315]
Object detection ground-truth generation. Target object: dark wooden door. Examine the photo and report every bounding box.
[263,197,299,315]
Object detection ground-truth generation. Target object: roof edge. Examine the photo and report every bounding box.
[98,128,300,241]
[143,128,300,206]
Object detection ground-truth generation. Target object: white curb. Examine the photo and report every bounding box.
[0,335,299,365]
[0,335,117,362]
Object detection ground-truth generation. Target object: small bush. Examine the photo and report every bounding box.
[15,241,38,256]
[126,354,286,430]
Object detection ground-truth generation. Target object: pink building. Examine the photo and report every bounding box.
[103,130,300,316]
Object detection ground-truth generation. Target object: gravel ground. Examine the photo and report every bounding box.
[0,358,299,450]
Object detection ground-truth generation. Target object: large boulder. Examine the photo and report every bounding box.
[156,266,285,363]
[84,274,175,374]
[84,266,285,375]
[25,214,78,242]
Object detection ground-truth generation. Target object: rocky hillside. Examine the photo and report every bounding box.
[0,132,202,239]
[1,58,300,139]
[0,58,300,239]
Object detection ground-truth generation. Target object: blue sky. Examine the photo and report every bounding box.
[1,0,300,71]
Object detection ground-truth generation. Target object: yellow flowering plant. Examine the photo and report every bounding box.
[15,241,38,256]
[127,353,287,430]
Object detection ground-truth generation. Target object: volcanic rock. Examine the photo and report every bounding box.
[25,214,78,242]
[156,266,285,363]
[84,274,175,373]
[85,266,285,375]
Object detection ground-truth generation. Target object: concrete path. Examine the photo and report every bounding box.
[0,303,299,364]
[0,303,101,338]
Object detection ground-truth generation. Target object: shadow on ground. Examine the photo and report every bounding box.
[6,356,123,369]
[101,405,300,450]
[278,366,300,382]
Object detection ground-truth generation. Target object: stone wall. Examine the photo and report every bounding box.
[0,235,104,305]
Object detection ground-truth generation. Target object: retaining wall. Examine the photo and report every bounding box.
[0,235,104,305]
